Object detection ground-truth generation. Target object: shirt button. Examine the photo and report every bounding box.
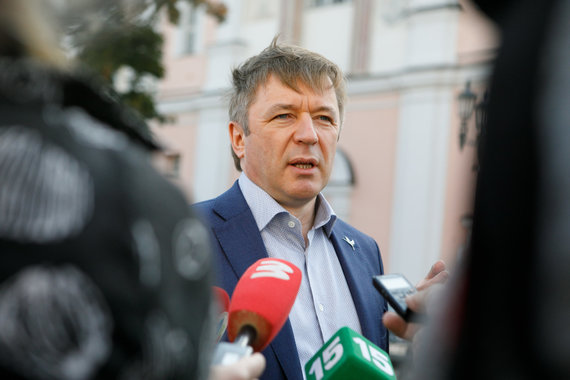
[318,303,324,312]
[288,221,295,228]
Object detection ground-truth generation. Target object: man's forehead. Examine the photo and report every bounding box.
[254,74,337,103]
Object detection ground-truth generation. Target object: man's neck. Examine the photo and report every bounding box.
[282,197,318,245]
[238,172,321,244]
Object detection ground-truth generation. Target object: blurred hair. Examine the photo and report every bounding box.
[228,36,347,171]
[0,0,68,68]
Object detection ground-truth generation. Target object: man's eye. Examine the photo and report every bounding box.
[275,114,290,120]
[318,115,333,123]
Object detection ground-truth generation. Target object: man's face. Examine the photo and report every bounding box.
[234,74,340,210]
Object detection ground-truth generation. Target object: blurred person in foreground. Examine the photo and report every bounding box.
[193,38,447,380]
[0,0,264,379]
[383,0,570,379]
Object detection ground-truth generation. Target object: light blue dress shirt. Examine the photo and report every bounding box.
[239,173,362,378]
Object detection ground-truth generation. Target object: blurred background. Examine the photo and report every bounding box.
[49,0,498,282]
[49,0,499,374]
[151,0,497,284]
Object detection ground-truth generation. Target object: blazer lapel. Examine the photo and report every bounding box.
[210,182,267,278]
[269,321,304,380]
[330,229,382,345]
[214,213,267,278]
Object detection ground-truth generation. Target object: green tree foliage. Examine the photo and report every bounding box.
[78,23,165,121]
[67,0,226,123]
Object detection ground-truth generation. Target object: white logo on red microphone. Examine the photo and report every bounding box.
[250,260,294,280]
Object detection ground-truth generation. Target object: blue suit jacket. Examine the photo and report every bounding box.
[194,181,389,380]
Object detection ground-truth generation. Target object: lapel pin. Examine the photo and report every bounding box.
[343,236,355,250]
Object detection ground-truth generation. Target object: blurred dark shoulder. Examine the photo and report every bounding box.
[0,57,160,152]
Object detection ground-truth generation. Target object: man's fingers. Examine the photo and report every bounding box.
[209,353,266,380]
[427,260,446,279]
[382,311,417,341]
[420,270,449,289]
[244,353,266,378]
[382,311,407,337]
[406,283,445,316]
[416,260,449,290]
[405,291,427,312]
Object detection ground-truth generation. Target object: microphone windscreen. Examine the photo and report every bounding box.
[228,258,301,352]
[305,327,396,380]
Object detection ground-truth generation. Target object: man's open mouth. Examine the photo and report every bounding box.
[293,163,314,169]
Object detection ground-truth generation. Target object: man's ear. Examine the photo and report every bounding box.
[229,121,245,159]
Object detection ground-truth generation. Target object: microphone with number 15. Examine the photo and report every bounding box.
[212,258,302,365]
[305,327,397,380]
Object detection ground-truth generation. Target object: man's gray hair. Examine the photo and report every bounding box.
[228,37,347,171]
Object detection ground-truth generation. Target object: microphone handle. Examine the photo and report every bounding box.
[211,325,257,365]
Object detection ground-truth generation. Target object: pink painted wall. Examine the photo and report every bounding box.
[152,113,199,197]
[341,93,400,270]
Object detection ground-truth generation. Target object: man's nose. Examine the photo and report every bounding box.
[294,114,318,144]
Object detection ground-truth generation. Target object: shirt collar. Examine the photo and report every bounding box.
[238,173,337,236]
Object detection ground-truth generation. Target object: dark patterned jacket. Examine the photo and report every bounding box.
[0,59,214,380]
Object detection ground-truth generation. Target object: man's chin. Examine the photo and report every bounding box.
[286,186,322,204]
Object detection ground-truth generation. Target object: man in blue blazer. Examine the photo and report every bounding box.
[195,39,389,380]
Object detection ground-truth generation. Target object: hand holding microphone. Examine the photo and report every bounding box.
[212,258,302,365]
[210,285,265,380]
[209,353,266,380]
[304,327,396,380]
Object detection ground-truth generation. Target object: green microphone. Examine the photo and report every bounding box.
[304,327,397,380]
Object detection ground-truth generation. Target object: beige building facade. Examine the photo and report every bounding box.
[152,0,499,283]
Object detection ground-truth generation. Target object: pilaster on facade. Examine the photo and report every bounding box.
[404,0,461,69]
[279,0,304,44]
[350,0,373,75]
[203,0,248,92]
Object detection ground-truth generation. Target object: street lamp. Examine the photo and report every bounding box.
[475,90,489,140]
[457,81,477,150]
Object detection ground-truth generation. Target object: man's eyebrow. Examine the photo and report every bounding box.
[311,105,338,116]
[266,104,337,115]
[261,104,297,119]
[263,103,339,121]
[265,104,297,114]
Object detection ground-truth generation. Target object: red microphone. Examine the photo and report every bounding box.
[212,258,302,364]
[213,286,230,342]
